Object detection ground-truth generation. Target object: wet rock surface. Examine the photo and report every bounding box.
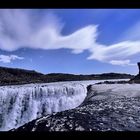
[12,84,140,131]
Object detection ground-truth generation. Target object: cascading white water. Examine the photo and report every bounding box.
[0,79,128,131]
[0,82,87,131]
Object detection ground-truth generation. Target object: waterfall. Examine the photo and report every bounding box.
[0,82,87,131]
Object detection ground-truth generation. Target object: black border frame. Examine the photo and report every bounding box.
[0,0,140,139]
[0,0,140,8]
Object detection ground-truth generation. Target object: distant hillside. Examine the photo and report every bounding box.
[45,73,134,82]
[0,67,45,85]
[0,66,134,86]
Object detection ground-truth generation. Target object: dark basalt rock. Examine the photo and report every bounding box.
[138,62,140,74]
[95,80,130,85]
[130,62,140,83]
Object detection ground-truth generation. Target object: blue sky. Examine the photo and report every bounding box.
[0,9,140,74]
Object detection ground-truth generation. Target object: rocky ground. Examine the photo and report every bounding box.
[12,84,140,131]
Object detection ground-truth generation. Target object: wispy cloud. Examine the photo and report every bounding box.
[0,9,97,53]
[0,9,140,66]
[88,41,140,66]
[0,55,24,63]
[109,60,136,66]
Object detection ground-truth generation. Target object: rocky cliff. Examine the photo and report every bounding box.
[130,62,140,83]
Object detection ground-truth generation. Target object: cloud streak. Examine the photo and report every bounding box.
[0,9,140,66]
[0,55,24,63]
[88,41,140,66]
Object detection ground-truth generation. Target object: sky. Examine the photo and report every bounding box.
[0,9,140,75]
